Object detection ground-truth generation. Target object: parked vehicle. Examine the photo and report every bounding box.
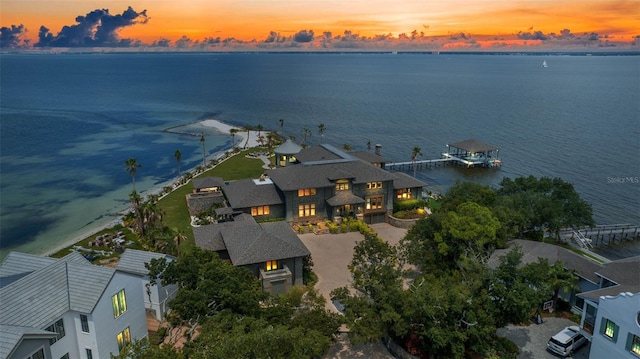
[547,325,588,357]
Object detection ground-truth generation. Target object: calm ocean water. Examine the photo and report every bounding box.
[1,53,638,259]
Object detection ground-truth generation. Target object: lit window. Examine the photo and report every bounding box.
[251,205,270,216]
[603,318,618,341]
[45,318,65,345]
[629,334,640,355]
[266,260,278,271]
[396,189,412,199]
[297,188,316,197]
[298,203,316,217]
[112,289,127,318]
[117,327,131,351]
[366,196,383,210]
[80,314,90,333]
[335,180,349,191]
[366,182,383,190]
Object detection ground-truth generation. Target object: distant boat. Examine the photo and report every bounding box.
[542,60,548,68]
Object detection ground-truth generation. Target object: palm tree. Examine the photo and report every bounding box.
[256,124,263,138]
[343,143,352,151]
[547,261,580,310]
[301,128,311,147]
[174,149,182,177]
[367,140,372,152]
[230,128,238,149]
[278,118,284,136]
[125,157,142,192]
[243,125,253,149]
[199,132,206,167]
[411,146,422,177]
[318,123,325,144]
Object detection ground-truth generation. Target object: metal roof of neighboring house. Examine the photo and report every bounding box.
[193,217,310,266]
[116,249,176,277]
[351,151,390,164]
[192,176,224,190]
[488,239,603,284]
[0,324,57,359]
[326,191,366,206]
[224,178,285,209]
[0,254,115,329]
[448,139,499,153]
[392,171,429,189]
[273,140,303,155]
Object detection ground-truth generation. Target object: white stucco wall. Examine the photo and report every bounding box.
[589,292,640,358]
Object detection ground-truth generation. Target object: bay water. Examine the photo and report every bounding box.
[1,53,638,259]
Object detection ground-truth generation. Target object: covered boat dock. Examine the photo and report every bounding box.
[442,139,501,168]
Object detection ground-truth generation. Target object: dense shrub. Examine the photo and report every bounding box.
[393,199,426,213]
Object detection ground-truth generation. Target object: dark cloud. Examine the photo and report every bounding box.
[0,24,26,48]
[293,29,314,42]
[517,30,548,40]
[152,38,171,47]
[175,35,193,48]
[35,6,148,47]
[263,31,286,43]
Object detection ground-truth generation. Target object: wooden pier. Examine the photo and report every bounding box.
[386,139,502,171]
[560,224,640,247]
[386,158,452,171]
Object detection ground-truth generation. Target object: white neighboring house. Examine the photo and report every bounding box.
[577,256,640,358]
[0,252,147,359]
[115,249,178,321]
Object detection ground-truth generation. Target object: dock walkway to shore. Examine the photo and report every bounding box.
[560,224,640,248]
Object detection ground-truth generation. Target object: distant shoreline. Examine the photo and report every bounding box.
[43,118,263,257]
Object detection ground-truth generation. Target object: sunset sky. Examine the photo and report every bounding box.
[2,0,638,50]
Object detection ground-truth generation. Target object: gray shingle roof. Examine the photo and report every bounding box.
[596,256,640,285]
[0,324,57,359]
[0,254,115,329]
[351,151,390,164]
[116,249,176,276]
[488,239,603,284]
[295,145,344,163]
[224,178,284,209]
[193,176,224,190]
[577,284,640,301]
[392,171,428,189]
[326,191,365,206]
[267,159,398,191]
[193,218,310,266]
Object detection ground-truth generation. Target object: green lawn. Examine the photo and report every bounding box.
[158,149,269,251]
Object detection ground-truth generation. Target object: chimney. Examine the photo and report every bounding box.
[375,144,382,155]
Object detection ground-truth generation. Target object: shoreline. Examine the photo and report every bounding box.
[43,118,264,257]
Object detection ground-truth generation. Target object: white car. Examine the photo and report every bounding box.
[547,325,588,357]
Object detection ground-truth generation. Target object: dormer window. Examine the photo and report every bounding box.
[336,180,349,191]
[366,182,382,190]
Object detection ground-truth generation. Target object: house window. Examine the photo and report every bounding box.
[602,318,618,342]
[251,205,270,216]
[628,334,640,355]
[266,260,279,271]
[80,314,90,333]
[366,182,383,190]
[335,180,349,191]
[112,289,127,318]
[86,348,94,359]
[366,196,384,210]
[298,203,316,217]
[46,318,65,345]
[28,348,45,359]
[396,188,412,199]
[298,188,316,197]
[117,327,131,351]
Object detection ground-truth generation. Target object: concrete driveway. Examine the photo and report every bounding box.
[298,223,407,312]
[498,317,591,359]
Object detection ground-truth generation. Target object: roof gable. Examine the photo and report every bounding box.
[116,249,176,276]
[224,178,284,209]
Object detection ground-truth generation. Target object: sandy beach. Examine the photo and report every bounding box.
[43,119,266,257]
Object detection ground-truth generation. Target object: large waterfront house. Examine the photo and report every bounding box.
[193,213,310,296]
[188,142,428,225]
[115,249,178,322]
[0,251,154,359]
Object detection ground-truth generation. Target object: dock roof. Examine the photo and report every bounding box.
[448,139,499,153]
